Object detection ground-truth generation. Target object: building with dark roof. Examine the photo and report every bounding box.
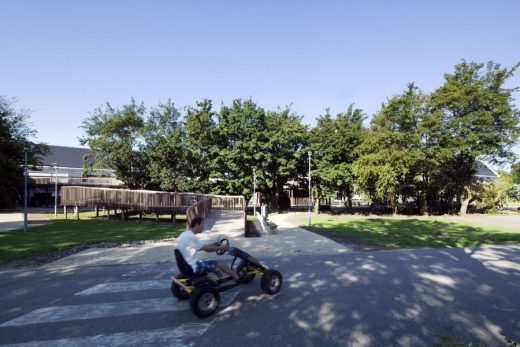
[28,145,122,207]
[474,160,499,181]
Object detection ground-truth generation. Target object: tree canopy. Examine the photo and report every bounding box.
[354,84,426,214]
[80,99,149,189]
[429,60,520,214]
[0,96,47,208]
[311,105,365,211]
[77,59,519,215]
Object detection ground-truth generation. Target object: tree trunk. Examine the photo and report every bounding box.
[312,186,320,214]
[417,196,424,215]
[314,199,320,214]
[345,189,353,213]
[388,194,398,215]
[392,198,398,215]
[346,197,353,213]
[460,187,471,215]
[276,178,284,211]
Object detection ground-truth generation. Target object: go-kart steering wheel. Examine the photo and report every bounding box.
[216,238,229,255]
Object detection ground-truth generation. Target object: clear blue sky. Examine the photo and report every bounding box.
[1,0,519,158]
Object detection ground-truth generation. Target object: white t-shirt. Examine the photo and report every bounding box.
[176,229,203,269]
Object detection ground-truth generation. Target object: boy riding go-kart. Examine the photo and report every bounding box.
[171,216,282,318]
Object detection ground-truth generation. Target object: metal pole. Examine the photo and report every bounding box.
[308,150,312,226]
[24,143,29,233]
[253,167,257,216]
[54,163,58,218]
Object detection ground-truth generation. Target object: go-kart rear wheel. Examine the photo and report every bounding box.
[171,275,190,300]
[261,269,282,295]
[190,286,220,318]
[236,261,255,284]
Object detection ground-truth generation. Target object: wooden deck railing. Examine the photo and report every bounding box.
[290,197,329,207]
[186,197,212,223]
[61,187,245,224]
[211,195,245,211]
[30,177,122,186]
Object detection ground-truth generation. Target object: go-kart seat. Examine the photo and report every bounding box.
[174,249,207,278]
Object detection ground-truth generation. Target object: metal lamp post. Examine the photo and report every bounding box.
[253,167,257,216]
[52,163,58,218]
[24,142,29,233]
[308,150,312,226]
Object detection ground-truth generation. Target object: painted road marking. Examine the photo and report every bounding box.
[0,291,239,327]
[122,267,175,277]
[76,280,170,295]
[0,323,211,347]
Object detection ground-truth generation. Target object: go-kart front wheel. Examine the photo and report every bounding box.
[171,275,190,301]
[260,269,282,295]
[190,286,220,318]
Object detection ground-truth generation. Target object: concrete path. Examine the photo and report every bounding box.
[42,210,352,269]
[0,212,50,232]
[13,210,520,269]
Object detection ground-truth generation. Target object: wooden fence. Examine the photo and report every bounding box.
[211,195,245,211]
[61,187,245,223]
[290,197,330,208]
[186,197,212,222]
[61,186,207,213]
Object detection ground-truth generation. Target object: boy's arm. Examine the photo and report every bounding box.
[200,243,228,253]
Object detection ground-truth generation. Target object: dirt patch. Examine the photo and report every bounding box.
[301,225,392,252]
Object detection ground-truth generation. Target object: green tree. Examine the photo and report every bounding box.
[80,99,149,189]
[511,161,520,184]
[143,99,186,191]
[429,60,520,214]
[210,99,268,200]
[0,96,48,208]
[506,184,520,202]
[310,110,341,213]
[354,84,426,214]
[184,99,218,193]
[263,107,308,210]
[310,105,365,212]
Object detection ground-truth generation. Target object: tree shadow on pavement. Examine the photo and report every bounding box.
[202,245,520,346]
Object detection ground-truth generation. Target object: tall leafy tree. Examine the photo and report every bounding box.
[143,99,186,191]
[309,109,336,213]
[509,161,520,184]
[310,105,366,212]
[210,99,267,199]
[263,107,308,210]
[184,99,218,193]
[0,96,48,208]
[80,99,149,189]
[354,84,426,214]
[429,60,520,214]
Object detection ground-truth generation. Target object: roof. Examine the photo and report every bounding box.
[474,160,499,180]
[40,145,91,168]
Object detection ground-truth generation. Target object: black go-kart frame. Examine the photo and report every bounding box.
[171,238,282,318]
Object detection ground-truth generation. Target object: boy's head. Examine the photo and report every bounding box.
[189,216,204,233]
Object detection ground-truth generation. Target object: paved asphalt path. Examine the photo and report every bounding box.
[1,245,519,346]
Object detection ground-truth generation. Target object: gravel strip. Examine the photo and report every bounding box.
[3,238,176,268]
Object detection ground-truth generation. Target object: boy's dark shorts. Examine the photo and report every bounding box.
[195,259,217,273]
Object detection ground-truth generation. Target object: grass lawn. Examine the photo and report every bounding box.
[44,210,188,223]
[312,216,520,249]
[0,218,185,266]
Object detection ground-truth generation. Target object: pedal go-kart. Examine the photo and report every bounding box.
[170,238,282,318]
